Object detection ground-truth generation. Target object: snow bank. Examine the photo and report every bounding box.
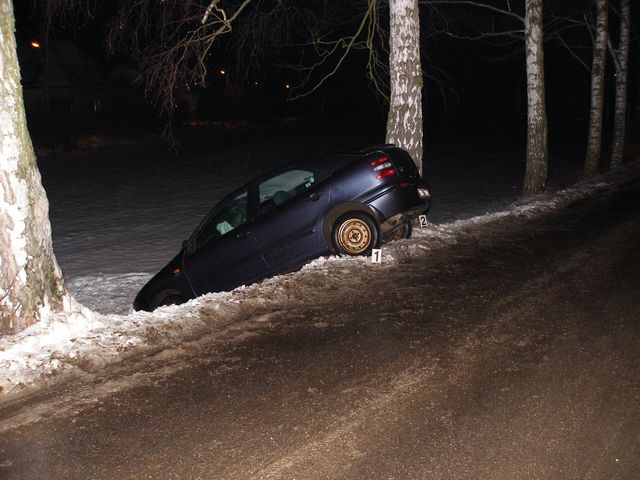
[0,162,637,394]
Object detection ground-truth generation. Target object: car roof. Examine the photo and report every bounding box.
[271,144,396,177]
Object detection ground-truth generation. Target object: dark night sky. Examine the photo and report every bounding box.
[12,1,637,149]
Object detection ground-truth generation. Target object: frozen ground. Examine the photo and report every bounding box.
[0,122,622,393]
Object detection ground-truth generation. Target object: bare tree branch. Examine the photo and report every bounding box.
[288,0,377,101]
[607,35,622,73]
[556,34,591,72]
[422,0,524,22]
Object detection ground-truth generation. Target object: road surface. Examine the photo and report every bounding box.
[0,178,639,479]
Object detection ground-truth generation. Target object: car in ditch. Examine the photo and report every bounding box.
[133,144,431,311]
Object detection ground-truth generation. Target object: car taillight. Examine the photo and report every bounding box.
[376,168,397,179]
[370,155,397,179]
[370,155,389,166]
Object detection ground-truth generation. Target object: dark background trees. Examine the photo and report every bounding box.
[17,0,639,170]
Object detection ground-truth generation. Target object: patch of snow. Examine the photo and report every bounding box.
[68,273,151,315]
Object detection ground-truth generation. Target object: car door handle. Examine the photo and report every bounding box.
[308,192,323,202]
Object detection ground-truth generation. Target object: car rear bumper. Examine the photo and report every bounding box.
[366,181,430,222]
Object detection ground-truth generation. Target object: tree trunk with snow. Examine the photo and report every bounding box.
[1,0,66,333]
[386,0,424,175]
[522,0,548,196]
[610,0,630,169]
[584,0,608,177]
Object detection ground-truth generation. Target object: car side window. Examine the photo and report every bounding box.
[195,190,248,249]
[258,169,315,214]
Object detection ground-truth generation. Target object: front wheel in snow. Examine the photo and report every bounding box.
[150,290,187,311]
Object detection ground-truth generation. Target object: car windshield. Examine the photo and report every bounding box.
[194,190,248,249]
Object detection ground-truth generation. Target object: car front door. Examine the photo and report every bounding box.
[253,168,331,271]
[183,188,267,295]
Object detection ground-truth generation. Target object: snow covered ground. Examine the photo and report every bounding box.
[0,122,633,394]
[39,123,582,315]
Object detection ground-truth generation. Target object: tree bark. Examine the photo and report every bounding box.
[584,0,608,177]
[610,0,630,169]
[1,0,66,333]
[385,0,424,175]
[522,0,548,196]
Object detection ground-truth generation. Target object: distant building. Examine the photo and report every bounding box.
[18,39,107,140]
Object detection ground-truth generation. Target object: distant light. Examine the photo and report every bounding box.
[285,83,291,89]
[220,69,226,75]
[30,41,41,48]
[254,81,258,86]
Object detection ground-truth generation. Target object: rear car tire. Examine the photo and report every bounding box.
[388,221,412,242]
[401,221,413,239]
[150,290,187,311]
[332,212,380,256]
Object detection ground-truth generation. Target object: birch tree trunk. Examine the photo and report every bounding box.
[610,0,630,169]
[1,0,66,333]
[584,0,608,177]
[522,0,548,196]
[386,0,424,176]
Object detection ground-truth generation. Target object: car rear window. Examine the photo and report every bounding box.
[256,153,356,214]
[258,169,315,210]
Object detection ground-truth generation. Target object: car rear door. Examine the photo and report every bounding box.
[253,168,331,271]
[183,188,267,295]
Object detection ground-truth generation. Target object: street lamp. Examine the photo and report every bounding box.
[30,40,51,140]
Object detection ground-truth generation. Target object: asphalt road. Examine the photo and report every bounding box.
[1,177,639,480]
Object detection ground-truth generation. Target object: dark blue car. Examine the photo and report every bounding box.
[133,145,430,311]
